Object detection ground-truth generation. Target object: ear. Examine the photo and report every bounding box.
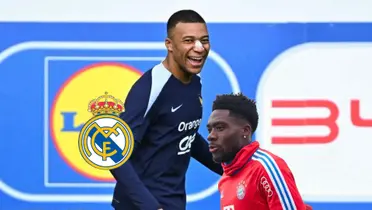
[165,37,173,52]
[242,124,252,139]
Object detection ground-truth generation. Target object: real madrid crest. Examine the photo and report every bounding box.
[78,92,135,170]
[236,180,247,200]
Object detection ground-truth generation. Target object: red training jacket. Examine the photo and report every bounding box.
[218,141,312,210]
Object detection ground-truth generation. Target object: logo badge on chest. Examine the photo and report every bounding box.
[236,180,247,200]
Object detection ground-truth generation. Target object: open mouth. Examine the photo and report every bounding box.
[188,56,203,67]
[209,145,219,153]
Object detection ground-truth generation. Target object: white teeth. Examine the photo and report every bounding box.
[189,57,202,61]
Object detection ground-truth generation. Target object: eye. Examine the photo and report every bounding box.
[201,39,209,44]
[216,126,224,131]
[183,39,193,43]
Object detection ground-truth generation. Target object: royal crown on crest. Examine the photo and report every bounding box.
[88,92,124,116]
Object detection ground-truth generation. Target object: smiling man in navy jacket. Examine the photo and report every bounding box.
[110,9,223,210]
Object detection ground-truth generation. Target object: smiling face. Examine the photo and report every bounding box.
[207,109,251,163]
[165,22,210,75]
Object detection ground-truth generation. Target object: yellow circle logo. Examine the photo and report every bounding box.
[50,62,142,181]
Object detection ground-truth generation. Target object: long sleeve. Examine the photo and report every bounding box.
[110,74,161,209]
[191,133,223,175]
[255,151,307,210]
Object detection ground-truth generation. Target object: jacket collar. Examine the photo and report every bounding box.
[222,141,259,176]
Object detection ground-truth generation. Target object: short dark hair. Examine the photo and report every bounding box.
[167,10,206,37]
[212,92,259,133]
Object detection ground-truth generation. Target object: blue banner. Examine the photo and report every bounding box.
[0,22,371,210]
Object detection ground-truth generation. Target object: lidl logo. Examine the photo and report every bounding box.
[50,62,141,182]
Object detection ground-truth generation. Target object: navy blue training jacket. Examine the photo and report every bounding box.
[110,62,223,210]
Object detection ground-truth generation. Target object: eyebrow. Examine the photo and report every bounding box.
[182,35,209,39]
[206,121,225,128]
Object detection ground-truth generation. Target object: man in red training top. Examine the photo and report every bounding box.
[207,93,312,210]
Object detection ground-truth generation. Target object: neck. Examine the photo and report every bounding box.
[224,140,250,164]
[221,141,260,176]
[163,56,193,84]
[223,148,241,164]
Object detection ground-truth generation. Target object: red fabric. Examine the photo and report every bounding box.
[219,141,311,210]
[90,101,123,111]
[222,141,259,176]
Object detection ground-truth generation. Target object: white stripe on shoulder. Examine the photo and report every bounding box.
[143,62,171,117]
[196,73,202,85]
[252,149,296,210]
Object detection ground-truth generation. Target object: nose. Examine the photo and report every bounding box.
[207,129,217,142]
[193,40,205,53]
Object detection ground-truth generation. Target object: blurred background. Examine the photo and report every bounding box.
[1,0,372,209]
